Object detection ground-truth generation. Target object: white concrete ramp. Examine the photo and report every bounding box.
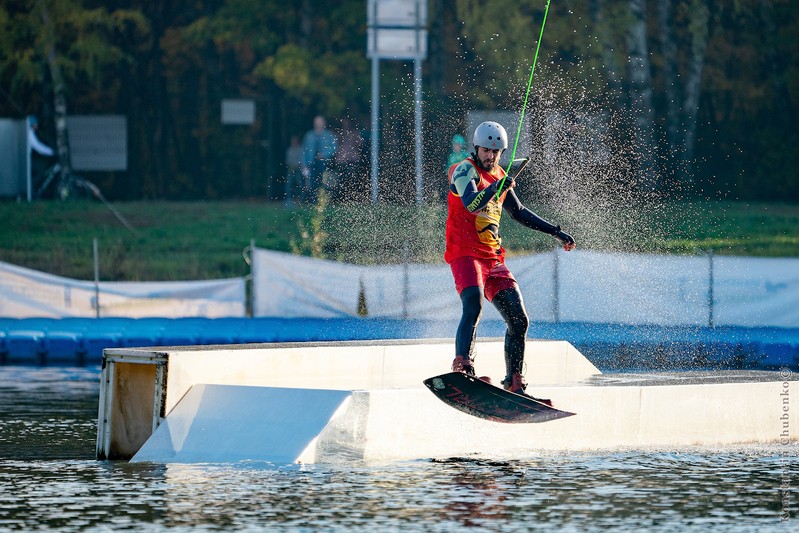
[97,339,798,464]
[129,372,799,464]
[97,339,595,461]
[131,384,351,464]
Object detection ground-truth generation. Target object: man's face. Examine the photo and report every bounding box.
[476,146,502,171]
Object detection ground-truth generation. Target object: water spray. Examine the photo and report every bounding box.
[496,0,553,198]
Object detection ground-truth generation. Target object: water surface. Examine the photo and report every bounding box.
[0,367,795,531]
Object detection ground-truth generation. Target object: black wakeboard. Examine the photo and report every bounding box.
[423,372,575,424]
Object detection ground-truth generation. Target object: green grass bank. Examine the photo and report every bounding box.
[1,199,797,282]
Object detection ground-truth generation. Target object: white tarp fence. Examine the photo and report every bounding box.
[0,260,245,318]
[3,250,796,326]
[253,248,799,328]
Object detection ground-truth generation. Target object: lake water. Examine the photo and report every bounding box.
[0,366,796,531]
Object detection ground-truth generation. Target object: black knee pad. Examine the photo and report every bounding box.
[492,288,529,334]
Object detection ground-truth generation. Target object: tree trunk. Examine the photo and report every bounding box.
[300,0,312,48]
[760,0,795,125]
[428,0,445,101]
[588,0,625,104]
[656,0,680,159]
[654,0,710,186]
[626,0,658,191]
[38,1,72,198]
[148,0,169,198]
[680,0,710,177]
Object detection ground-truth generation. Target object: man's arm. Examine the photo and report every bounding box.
[28,129,54,157]
[451,162,500,213]
[503,189,576,249]
[323,131,337,159]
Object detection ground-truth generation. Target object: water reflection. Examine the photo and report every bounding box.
[0,366,795,531]
[0,366,99,461]
[0,450,795,530]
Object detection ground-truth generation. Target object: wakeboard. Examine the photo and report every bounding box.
[423,371,575,424]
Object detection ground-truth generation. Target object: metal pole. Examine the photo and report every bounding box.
[414,57,423,204]
[249,238,255,318]
[25,118,32,202]
[553,248,560,323]
[285,166,292,209]
[708,249,714,328]
[93,237,100,318]
[402,240,410,319]
[370,55,380,204]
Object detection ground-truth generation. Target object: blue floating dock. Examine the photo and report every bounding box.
[0,317,797,371]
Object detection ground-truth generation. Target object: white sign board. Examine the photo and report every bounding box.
[368,0,427,27]
[0,119,27,197]
[67,115,127,171]
[367,27,428,59]
[221,99,255,125]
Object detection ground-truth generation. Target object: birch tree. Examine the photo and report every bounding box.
[656,0,710,184]
[626,0,658,190]
[0,0,147,196]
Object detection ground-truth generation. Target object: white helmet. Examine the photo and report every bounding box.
[472,121,508,150]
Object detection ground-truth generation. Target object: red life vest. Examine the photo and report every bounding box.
[444,158,508,264]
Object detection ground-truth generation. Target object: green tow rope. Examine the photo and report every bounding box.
[496,0,552,199]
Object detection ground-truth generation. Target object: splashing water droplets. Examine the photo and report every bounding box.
[500,64,679,254]
[298,38,696,268]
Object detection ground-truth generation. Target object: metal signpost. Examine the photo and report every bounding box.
[367,0,427,204]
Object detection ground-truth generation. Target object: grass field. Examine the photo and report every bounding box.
[1,198,797,281]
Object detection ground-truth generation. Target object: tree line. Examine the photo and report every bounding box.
[1,0,796,202]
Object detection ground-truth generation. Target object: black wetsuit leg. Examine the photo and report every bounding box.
[491,287,530,377]
[456,286,483,357]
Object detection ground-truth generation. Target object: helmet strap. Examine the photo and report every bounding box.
[471,150,483,170]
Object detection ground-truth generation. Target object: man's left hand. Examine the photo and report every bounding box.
[553,228,576,251]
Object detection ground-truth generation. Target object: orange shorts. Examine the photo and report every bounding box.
[450,256,517,302]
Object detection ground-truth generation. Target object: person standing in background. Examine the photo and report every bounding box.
[333,117,364,202]
[447,133,469,170]
[444,133,470,201]
[284,135,303,205]
[28,115,54,158]
[301,115,337,203]
[27,115,56,198]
